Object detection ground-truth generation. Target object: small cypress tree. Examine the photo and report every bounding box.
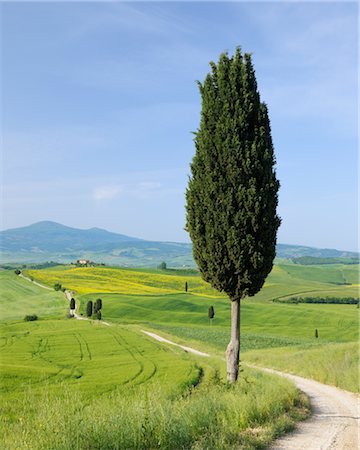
[95,298,102,312]
[54,282,62,291]
[70,298,76,310]
[185,281,188,292]
[315,328,319,338]
[186,48,280,382]
[86,300,93,317]
[208,306,215,325]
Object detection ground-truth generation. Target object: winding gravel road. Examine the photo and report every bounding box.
[262,368,359,450]
[143,331,359,450]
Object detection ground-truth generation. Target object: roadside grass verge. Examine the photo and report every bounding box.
[1,367,309,450]
[244,341,359,393]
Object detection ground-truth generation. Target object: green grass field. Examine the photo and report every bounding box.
[22,263,359,393]
[1,269,313,449]
[0,271,66,322]
[25,263,359,299]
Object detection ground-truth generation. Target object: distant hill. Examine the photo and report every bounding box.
[276,243,358,260]
[0,221,141,252]
[0,221,193,267]
[0,221,357,267]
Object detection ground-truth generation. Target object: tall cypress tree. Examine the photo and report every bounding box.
[70,297,76,310]
[186,48,280,383]
[86,300,93,317]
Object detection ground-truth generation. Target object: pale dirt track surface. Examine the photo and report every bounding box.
[19,273,53,290]
[261,368,359,450]
[141,330,210,357]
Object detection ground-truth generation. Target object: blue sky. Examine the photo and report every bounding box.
[1,2,358,251]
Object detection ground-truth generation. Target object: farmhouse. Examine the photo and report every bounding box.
[77,259,91,265]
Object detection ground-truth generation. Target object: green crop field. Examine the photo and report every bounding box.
[0,271,66,322]
[1,269,312,449]
[26,263,359,299]
[23,263,359,394]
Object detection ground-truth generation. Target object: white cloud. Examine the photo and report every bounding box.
[93,185,122,201]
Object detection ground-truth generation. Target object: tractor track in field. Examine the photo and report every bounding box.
[112,330,158,385]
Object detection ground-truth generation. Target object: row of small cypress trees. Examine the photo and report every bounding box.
[86,298,102,320]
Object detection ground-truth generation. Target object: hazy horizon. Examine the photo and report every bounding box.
[2,2,358,252]
[1,219,358,253]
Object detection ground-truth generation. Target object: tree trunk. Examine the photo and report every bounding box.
[226,297,240,383]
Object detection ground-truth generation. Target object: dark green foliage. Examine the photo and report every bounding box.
[54,283,62,291]
[158,261,167,270]
[70,298,76,310]
[86,300,93,317]
[24,314,38,322]
[186,47,280,300]
[315,329,318,339]
[95,298,102,312]
[273,296,359,305]
[185,281,188,292]
[208,306,215,319]
[96,311,102,320]
[14,269,21,275]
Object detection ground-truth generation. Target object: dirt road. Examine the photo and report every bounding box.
[143,331,359,450]
[19,273,53,290]
[141,330,210,357]
[266,368,359,450]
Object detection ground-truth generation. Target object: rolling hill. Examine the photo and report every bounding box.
[0,221,357,266]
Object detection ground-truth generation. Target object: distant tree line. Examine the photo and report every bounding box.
[273,296,359,305]
[2,262,62,270]
[291,256,359,265]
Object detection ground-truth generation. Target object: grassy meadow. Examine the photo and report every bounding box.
[1,268,312,449]
[25,263,359,394]
[0,263,358,448]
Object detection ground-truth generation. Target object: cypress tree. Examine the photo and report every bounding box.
[185,281,188,292]
[208,306,215,325]
[86,300,93,317]
[70,297,76,310]
[95,298,102,311]
[186,48,280,383]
